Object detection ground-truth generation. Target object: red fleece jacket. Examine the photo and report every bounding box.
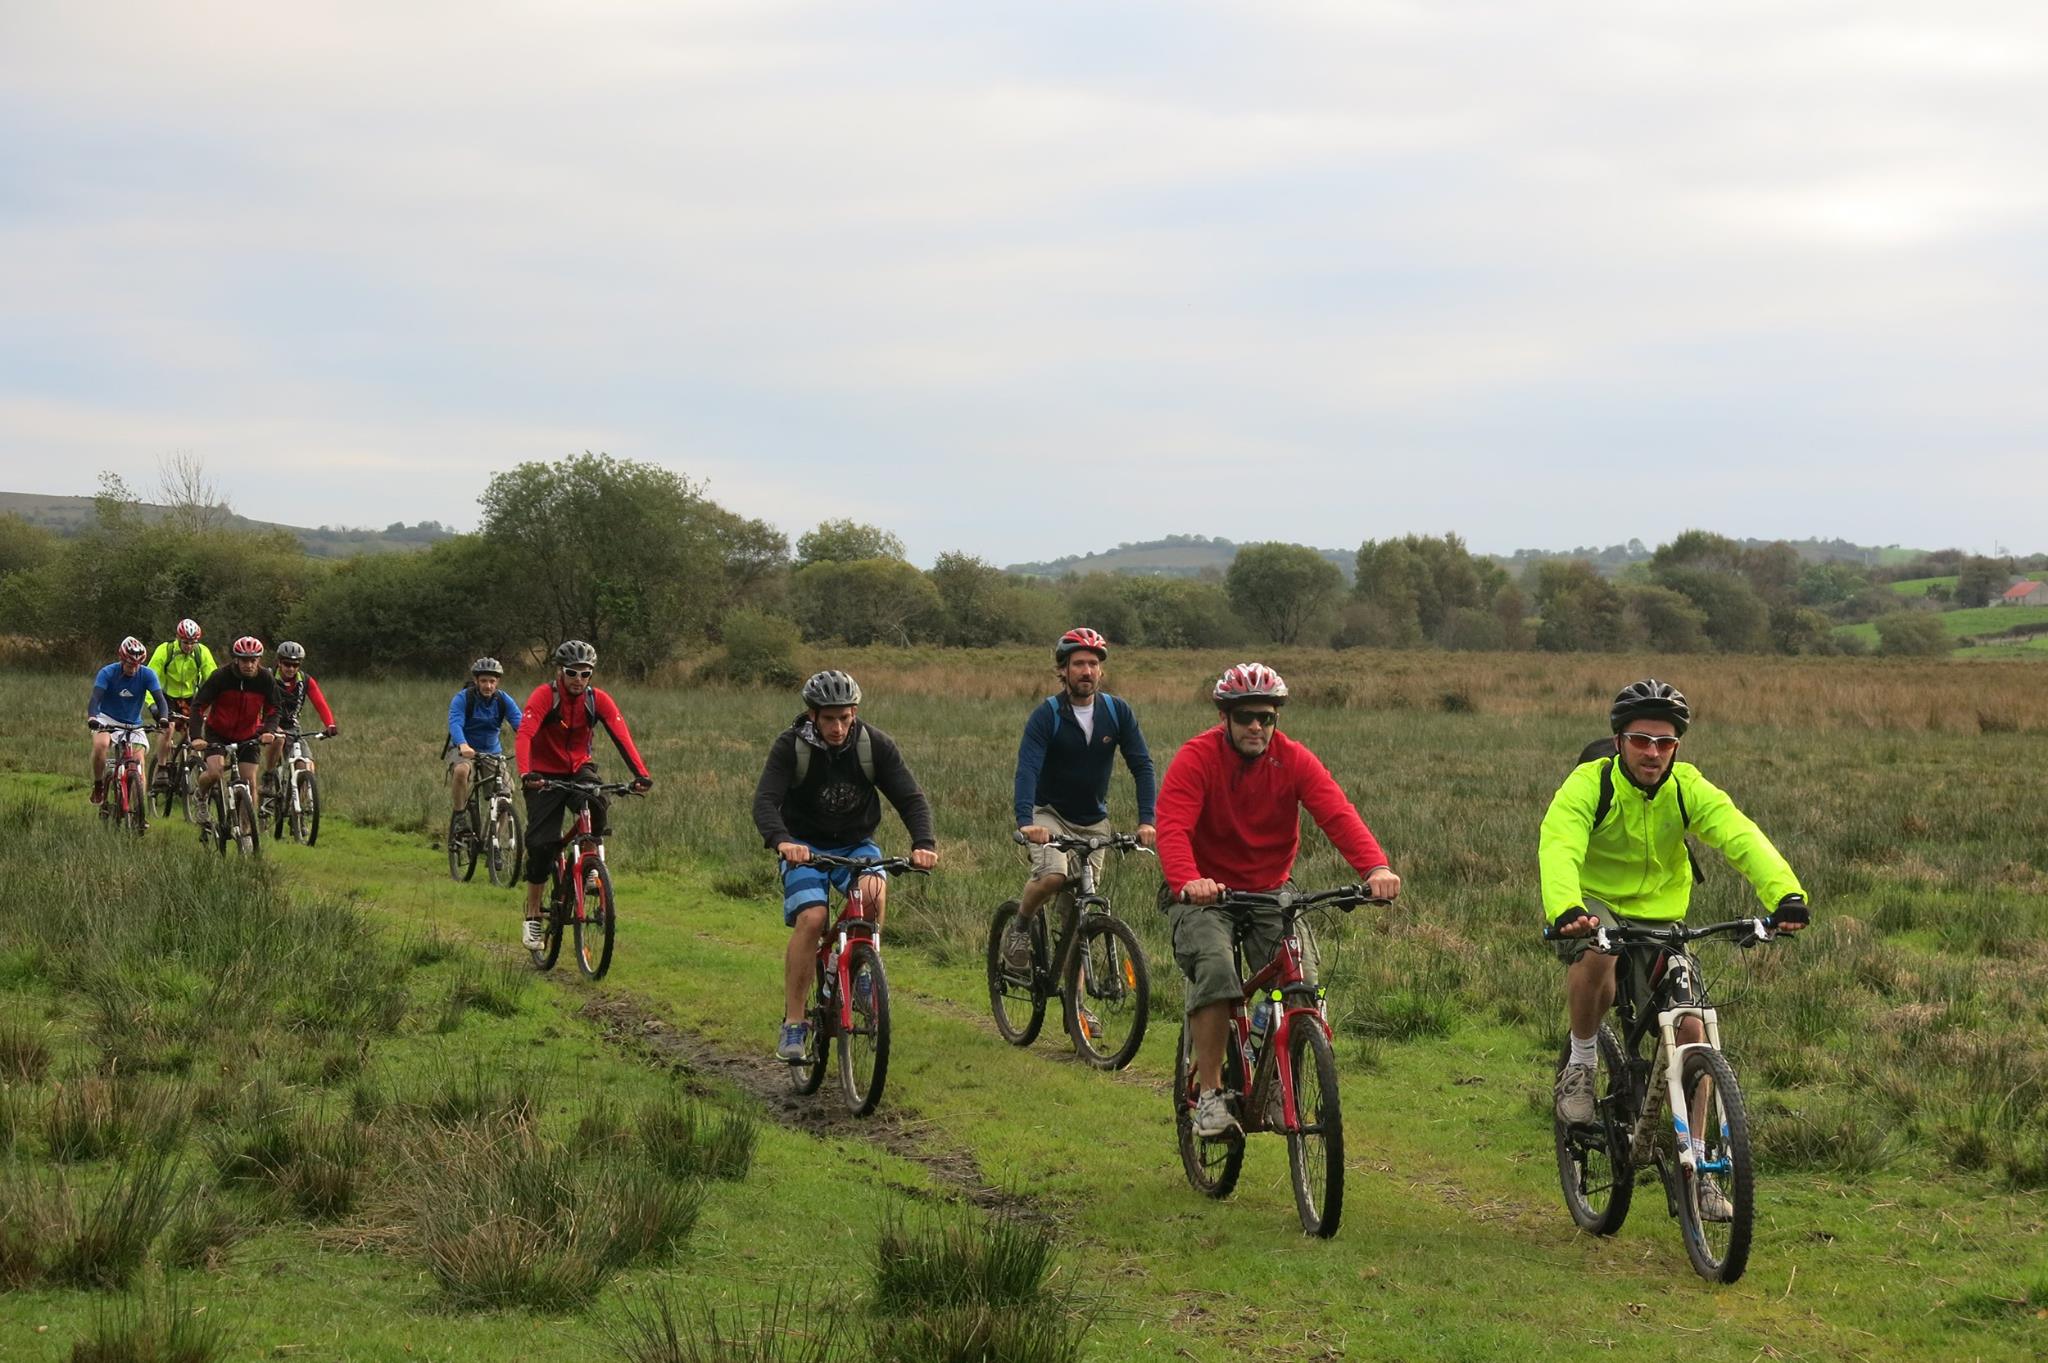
[1156,726,1389,895]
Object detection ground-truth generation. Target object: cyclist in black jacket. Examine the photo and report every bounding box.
[752,670,938,1060]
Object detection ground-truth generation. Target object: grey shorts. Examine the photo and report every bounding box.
[1020,806,1111,885]
[1166,883,1315,1012]
[1553,899,1665,964]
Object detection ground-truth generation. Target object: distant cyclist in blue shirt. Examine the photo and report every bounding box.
[446,656,524,835]
[1000,628,1157,972]
[87,636,170,805]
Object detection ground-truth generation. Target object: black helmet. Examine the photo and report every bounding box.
[276,641,306,664]
[471,656,504,677]
[554,640,598,669]
[801,670,862,708]
[1610,678,1690,736]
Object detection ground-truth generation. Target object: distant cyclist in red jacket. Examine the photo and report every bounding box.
[260,641,338,796]
[514,640,653,950]
[1157,663,1402,1139]
[189,635,284,835]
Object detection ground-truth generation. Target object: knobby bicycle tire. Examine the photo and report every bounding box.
[1554,1024,1634,1236]
[206,783,228,856]
[530,866,567,971]
[986,901,1047,1046]
[449,808,479,882]
[1674,1047,1754,1284]
[573,856,616,980]
[1174,1021,1244,1199]
[232,784,260,858]
[1066,914,1148,1070]
[121,766,147,837]
[294,770,320,846]
[1285,1019,1345,1238]
[789,962,831,1095]
[487,798,522,888]
[838,941,890,1116]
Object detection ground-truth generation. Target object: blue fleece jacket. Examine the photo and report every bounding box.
[1012,691,1156,828]
[447,685,524,755]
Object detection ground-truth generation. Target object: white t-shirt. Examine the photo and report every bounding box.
[1069,698,1096,742]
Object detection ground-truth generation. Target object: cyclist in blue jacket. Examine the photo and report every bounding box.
[447,657,524,835]
[87,636,170,804]
[1000,628,1157,972]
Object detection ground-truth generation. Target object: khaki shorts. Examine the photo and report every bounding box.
[1552,898,1665,963]
[1020,806,1111,886]
[1166,882,1315,1012]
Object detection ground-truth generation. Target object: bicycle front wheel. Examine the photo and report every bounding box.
[486,799,523,888]
[789,967,830,1096]
[180,761,204,825]
[573,857,616,980]
[986,901,1047,1046]
[1554,1024,1634,1235]
[1675,1047,1754,1284]
[1174,1022,1244,1199]
[121,767,148,837]
[206,783,227,855]
[1285,1019,1345,1238]
[838,941,890,1116]
[1066,914,1148,1070]
[232,787,260,857]
[448,810,478,882]
[293,771,320,846]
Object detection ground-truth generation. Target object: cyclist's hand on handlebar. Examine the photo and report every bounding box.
[1365,867,1401,902]
[910,847,938,870]
[458,743,476,759]
[1018,824,1051,845]
[1181,878,1225,906]
[323,724,339,738]
[777,842,812,866]
[1768,894,1809,933]
[630,776,653,794]
[1551,906,1600,937]
[522,773,545,792]
[1136,823,1157,849]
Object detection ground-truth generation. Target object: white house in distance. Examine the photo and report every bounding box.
[1998,579,2043,606]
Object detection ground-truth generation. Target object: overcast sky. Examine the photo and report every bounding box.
[3,2,2043,565]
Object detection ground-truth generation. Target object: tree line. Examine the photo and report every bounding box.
[0,455,2035,673]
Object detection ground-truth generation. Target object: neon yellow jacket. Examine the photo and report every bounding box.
[146,641,217,699]
[1539,756,1804,924]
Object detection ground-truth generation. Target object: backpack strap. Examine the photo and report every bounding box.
[1593,758,1615,829]
[793,740,810,786]
[791,727,876,787]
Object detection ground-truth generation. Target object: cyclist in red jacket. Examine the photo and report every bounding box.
[260,641,338,796]
[1157,663,1402,1139]
[514,640,653,950]
[189,636,284,835]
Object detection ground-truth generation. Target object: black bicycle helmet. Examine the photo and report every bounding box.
[1609,678,1690,736]
[471,656,504,676]
[801,669,862,708]
[276,641,306,664]
[554,639,598,669]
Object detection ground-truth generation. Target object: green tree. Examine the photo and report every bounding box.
[1769,604,1839,656]
[790,559,942,645]
[1652,565,1770,653]
[1623,585,1709,653]
[705,607,801,687]
[1530,561,1626,653]
[1955,557,2006,608]
[1437,606,1505,651]
[1874,612,1952,657]
[285,535,518,675]
[1491,582,1533,650]
[795,519,906,568]
[1228,543,1344,644]
[929,552,1014,647]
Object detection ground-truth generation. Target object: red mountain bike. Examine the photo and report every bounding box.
[783,852,927,1117]
[527,779,642,980]
[1174,883,1386,1239]
[90,720,158,837]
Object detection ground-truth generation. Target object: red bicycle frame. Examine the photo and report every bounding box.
[1230,925,1330,1133]
[553,802,605,924]
[813,884,881,1037]
[100,727,150,823]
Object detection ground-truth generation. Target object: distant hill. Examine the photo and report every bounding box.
[0,492,455,559]
[1008,535,1354,581]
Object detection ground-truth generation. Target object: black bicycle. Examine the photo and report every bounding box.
[449,753,523,887]
[987,831,1153,1069]
[1546,916,1786,1283]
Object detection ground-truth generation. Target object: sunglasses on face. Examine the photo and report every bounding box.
[1621,731,1681,752]
[563,668,594,680]
[1231,710,1280,729]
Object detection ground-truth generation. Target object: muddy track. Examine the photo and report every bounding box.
[572,991,1047,1221]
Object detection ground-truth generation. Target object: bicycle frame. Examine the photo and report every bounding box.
[1594,928,1743,1173]
[93,722,152,824]
[1026,833,1147,990]
[1229,911,1330,1135]
[815,882,881,1036]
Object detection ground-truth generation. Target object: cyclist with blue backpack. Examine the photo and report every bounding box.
[446,656,524,837]
[1000,628,1157,972]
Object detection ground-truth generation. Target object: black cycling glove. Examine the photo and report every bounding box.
[1767,894,1809,930]
[1550,906,1593,936]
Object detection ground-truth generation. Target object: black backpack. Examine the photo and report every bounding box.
[1577,738,1705,885]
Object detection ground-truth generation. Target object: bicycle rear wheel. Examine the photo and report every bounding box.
[293,771,320,846]
[1285,1018,1345,1238]
[838,941,889,1116]
[986,901,1047,1046]
[486,799,523,888]
[573,856,616,980]
[1174,1022,1244,1199]
[448,810,479,882]
[1675,1047,1754,1284]
[1554,1024,1634,1236]
[1066,914,1148,1070]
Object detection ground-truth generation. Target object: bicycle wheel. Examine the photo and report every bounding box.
[486,799,523,888]
[180,760,203,825]
[1066,914,1149,1070]
[1284,1018,1345,1238]
[1674,1047,1754,1284]
[206,783,227,855]
[789,966,831,1096]
[294,771,320,846]
[148,751,175,818]
[232,786,260,857]
[530,869,565,971]
[448,810,479,882]
[573,856,616,980]
[121,766,148,837]
[1553,1024,1634,1236]
[1174,1021,1244,1199]
[838,941,890,1116]
[986,901,1047,1046]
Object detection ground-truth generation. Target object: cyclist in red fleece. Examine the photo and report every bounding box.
[1157,662,1402,1138]
[514,640,653,950]
[189,635,284,836]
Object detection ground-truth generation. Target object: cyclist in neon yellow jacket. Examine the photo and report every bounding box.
[147,619,217,789]
[1542,679,1808,1168]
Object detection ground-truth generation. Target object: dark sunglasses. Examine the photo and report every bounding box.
[1620,731,1681,752]
[1230,709,1280,729]
[563,668,594,680]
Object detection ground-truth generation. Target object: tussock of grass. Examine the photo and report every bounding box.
[1749,1096,1900,1175]
[0,1012,53,1083]
[47,1148,191,1290]
[611,1287,840,1363]
[406,1058,547,1128]
[635,1095,759,1182]
[869,1210,1089,1363]
[72,1280,235,1363]
[436,951,532,1031]
[160,1184,245,1270]
[42,1077,191,1163]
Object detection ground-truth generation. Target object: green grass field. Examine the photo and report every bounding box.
[2,655,2045,1361]
[1836,603,2048,648]
[1887,576,1959,597]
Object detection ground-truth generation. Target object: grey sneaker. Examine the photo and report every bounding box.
[1192,1088,1238,1139]
[1001,918,1035,973]
[1696,1174,1734,1223]
[1554,1062,1597,1125]
[776,1022,810,1062]
[522,917,546,951]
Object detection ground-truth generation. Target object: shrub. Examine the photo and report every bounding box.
[708,608,803,688]
[1874,612,1952,657]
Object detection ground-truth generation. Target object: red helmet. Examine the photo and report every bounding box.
[1055,627,1109,664]
[176,619,202,642]
[118,636,147,662]
[1213,662,1288,705]
[231,636,265,659]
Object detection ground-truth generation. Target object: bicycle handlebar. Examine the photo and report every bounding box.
[1185,884,1393,914]
[1011,829,1155,856]
[87,720,162,734]
[1542,917,1780,949]
[275,729,334,741]
[526,778,645,797]
[783,850,931,877]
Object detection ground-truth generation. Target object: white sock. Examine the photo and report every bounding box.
[1568,1033,1597,1068]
